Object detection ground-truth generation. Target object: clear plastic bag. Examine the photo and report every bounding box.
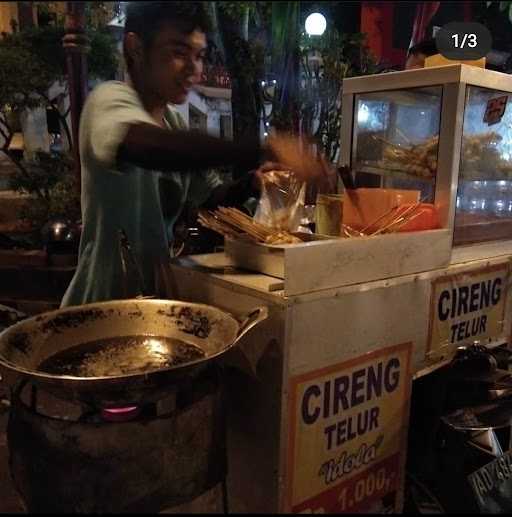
[254,170,306,232]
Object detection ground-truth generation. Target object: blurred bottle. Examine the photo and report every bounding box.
[299,204,316,234]
[316,194,343,236]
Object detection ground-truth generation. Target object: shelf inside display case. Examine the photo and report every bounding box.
[354,166,435,202]
[356,165,434,181]
[355,165,435,190]
[454,178,512,245]
[454,214,512,246]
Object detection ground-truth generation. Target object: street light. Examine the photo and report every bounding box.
[305,12,327,36]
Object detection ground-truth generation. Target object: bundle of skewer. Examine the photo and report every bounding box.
[342,202,427,238]
[198,207,303,245]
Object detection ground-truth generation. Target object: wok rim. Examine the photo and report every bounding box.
[0,299,241,384]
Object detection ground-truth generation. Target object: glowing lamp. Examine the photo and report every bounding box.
[305,12,327,36]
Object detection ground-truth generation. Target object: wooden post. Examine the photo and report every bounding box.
[62,1,89,190]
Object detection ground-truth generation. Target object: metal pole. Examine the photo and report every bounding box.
[62,1,89,190]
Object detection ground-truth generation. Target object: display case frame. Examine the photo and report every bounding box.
[341,64,512,265]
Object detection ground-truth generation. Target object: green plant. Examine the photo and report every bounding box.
[0,5,118,163]
[299,28,377,163]
[209,2,269,147]
[9,151,81,230]
[268,1,301,133]
[0,3,117,235]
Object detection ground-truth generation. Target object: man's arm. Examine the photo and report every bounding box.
[119,122,266,173]
[88,83,329,183]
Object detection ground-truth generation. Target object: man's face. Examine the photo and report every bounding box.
[140,23,207,104]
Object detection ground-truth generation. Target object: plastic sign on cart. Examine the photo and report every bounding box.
[427,263,511,359]
[484,95,508,126]
[285,343,412,514]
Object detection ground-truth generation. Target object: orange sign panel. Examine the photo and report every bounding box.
[286,343,412,513]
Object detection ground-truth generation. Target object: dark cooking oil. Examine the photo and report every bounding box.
[38,335,206,377]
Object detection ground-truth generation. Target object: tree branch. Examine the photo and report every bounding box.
[0,123,10,143]
[52,102,73,151]
[0,123,47,201]
[39,92,73,151]
[0,116,11,135]
[0,125,13,152]
[0,148,45,200]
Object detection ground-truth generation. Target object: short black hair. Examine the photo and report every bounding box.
[124,1,210,48]
[408,38,438,58]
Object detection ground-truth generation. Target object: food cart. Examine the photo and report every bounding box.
[167,64,512,513]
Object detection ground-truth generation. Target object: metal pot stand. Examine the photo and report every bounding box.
[7,364,229,513]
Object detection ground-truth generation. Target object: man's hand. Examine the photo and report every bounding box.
[316,154,338,193]
[252,161,290,190]
[265,133,336,190]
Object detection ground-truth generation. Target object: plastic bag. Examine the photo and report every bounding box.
[254,170,306,232]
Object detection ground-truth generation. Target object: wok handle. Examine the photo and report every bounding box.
[233,306,269,346]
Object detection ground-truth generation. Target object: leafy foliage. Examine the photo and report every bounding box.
[35,1,122,30]
[88,29,119,81]
[9,151,81,228]
[0,32,55,111]
[269,1,301,132]
[208,1,378,163]
[0,1,118,126]
[0,2,117,235]
[212,1,269,163]
[217,1,251,19]
[0,24,117,95]
[300,29,377,162]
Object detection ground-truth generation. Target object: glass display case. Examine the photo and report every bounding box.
[455,86,512,245]
[352,86,442,202]
[341,65,512,262]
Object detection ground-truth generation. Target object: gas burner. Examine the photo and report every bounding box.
[13,380,177,425]
[101,406,141,422]
[6,366,227,513]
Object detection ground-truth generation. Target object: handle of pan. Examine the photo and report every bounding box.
[233,306,269,346]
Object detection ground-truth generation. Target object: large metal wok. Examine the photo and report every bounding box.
[0,299,268,407]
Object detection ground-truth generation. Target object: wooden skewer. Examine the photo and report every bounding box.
[360,204,400,234]
[361,194,429,236]
[385,209,424,232]
[198,212,244,240]
[370,203,423,236]
[342,224,365,238]
[198,207,301,245]
[216,208,270,240]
